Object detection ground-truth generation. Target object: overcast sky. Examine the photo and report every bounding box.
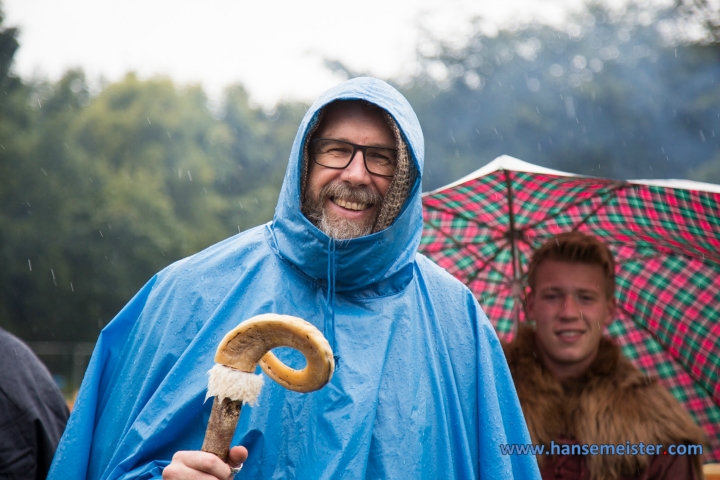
[4,0,628,107]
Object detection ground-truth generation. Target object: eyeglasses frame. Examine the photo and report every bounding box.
[309,138,397,178]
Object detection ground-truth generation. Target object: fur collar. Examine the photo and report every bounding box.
[504,325,707,480]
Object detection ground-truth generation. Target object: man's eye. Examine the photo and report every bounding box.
[367,150,395,164]
[368,155,390,164]
[324,147,352,156]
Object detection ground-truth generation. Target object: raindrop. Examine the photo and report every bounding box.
[564,97,576,119]
[463,71,483,90]
[187,171,193,181]
[589,59,604,73]
[699,130,706,142]
[526,78,541,92]
[571,55,587,71]
[51,269,55,280]
[41,168,47,176]
[70,282,74,292]
[147,117,151,124]
[28,259,32,271]
[99,230,103,237]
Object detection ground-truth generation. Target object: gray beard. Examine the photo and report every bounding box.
[302,181,383,240]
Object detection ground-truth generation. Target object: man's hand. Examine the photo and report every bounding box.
[162,446,248,479]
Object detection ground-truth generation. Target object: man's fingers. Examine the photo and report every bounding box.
[164,451,231,479]
[227,446,249,468]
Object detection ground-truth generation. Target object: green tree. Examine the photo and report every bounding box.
[393,3,720,191]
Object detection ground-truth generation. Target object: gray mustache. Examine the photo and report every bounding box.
[319,181,383,206]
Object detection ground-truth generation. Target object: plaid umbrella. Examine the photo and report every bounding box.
[420,155,720,462]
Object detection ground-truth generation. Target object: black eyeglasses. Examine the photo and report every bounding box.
[310,138,397,178]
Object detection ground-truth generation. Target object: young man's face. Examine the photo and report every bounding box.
[303,102,394,239]
[526,259,616,381]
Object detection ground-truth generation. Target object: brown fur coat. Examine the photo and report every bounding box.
[504,325,707,480]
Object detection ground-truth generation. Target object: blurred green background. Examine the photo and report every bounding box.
[0,1,718,397]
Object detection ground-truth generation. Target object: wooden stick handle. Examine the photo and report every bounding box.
[201,396,243,462]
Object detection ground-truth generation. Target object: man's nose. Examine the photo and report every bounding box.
[340,150,372,185]
[560,295,581,319]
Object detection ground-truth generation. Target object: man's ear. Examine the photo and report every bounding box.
[603,296,617,328]
[525,290,536,320]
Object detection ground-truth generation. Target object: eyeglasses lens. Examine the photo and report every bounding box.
[313,139,396,177]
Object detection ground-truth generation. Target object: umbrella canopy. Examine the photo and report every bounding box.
[420,155,720,462]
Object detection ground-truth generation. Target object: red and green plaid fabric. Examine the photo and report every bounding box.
[420,167,720,462]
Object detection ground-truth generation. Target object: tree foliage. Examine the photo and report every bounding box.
[1,0,719,352]
[395,2,720,191]
[0,71,302,342]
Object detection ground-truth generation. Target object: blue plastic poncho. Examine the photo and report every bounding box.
[49,77,540,479]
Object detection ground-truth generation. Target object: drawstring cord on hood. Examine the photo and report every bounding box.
[325,238,339,366]
[301,102,416,369]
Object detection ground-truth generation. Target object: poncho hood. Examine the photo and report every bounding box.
[268,77,423,294]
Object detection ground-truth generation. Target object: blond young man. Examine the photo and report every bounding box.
[504,232,706,480]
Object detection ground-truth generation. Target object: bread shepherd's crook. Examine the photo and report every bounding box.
[201,313,335,463]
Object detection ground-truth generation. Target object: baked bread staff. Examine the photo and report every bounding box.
[201,314,335,462]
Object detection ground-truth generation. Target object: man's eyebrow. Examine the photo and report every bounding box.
[538,286,600,294]
[324,136,395,148]
[576,288,601,295]
[539,286,563,291]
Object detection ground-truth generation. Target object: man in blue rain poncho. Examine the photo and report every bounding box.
[49,77,540,479]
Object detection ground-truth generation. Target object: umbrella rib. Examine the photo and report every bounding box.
[424,203,509,238]
[423,219,511,281]
[504,169,524,331]
[604,234,720,265]
[504,169,520,283]
[612,250,665,265]
[521,181,628,232]
[465,239,515,286]
[571,183,629,231]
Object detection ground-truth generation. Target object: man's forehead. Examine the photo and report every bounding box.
[321,100,386,120]
[534,260,606,289]
[314,101,394,141]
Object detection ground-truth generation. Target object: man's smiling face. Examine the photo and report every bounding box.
[526,259,616,381]
[303,101,394,239]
